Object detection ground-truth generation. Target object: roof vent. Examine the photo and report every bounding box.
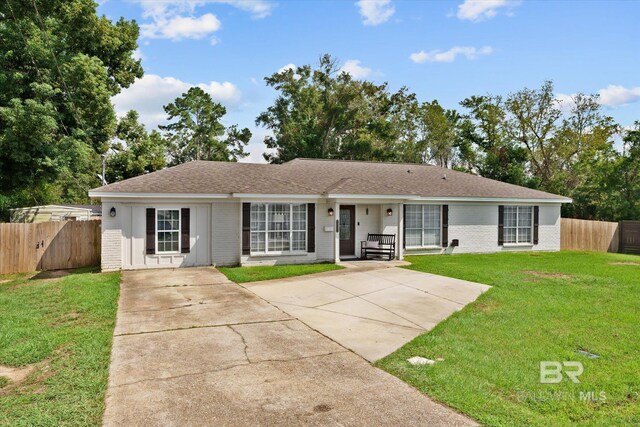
[407,169,412,173]
[442,174,447,180]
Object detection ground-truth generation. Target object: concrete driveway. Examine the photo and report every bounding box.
[242,264,490,361]
[104,267,477,426]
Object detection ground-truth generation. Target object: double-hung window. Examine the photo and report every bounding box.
[404,205,441,248]
[503,206,533,244]
[157,209,180,253]
[250,203,307,254]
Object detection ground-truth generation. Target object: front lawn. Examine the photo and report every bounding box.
[377,251,640,426]
[0,268,120,426]
[219,262,343,283]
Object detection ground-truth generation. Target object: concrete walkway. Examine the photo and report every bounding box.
[103,267,477,426]
[242,263,490,361]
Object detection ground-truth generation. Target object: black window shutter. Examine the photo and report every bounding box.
[533,206,539,244]
[402,205,406,249]
[242,203,251,255]
[146,208,156,254]
[181,208,190,253]
[307,203,315,252]
[442,205,449,247]
[498,205,504,245]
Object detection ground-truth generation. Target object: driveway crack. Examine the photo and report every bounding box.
[228,325,251,363]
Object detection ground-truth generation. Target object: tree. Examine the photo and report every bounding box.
[458,95,530,185]
[504,81,617,194]
[106,111,168,183]
[256,54,405,163]
[616,122,640,219]
[0,0,143,217]
[161,87,250,164]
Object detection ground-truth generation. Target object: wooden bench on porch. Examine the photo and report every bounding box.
[361,233,396,261]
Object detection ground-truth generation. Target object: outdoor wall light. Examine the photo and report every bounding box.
[328,208,334,216]
[110,207,116,217]
[386,208,393,216]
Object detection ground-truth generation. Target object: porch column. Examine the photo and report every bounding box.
[397,203,404,260]
[333,201,340,263]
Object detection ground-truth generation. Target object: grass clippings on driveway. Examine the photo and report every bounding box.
[0,268,120,426]
[219,262,343,283]
[376,251,640,426]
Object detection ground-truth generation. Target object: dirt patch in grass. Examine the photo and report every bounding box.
[31,270,74,281]
[609,262,640,266]
[0,364,36,383]
[475,301,499,312]
[524,271,575,280]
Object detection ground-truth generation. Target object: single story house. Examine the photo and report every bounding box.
[10,204,101,223]
[88,159,571,271]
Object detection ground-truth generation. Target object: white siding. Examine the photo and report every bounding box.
[380,203,402,258]
[354,204,381,258]
[211,201,241,266]
[316,202,336,261]
[120,203,211,269]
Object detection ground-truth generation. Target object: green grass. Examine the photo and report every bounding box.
[376,251,640,426]
[0,268,120,426]
[219,262,344,283]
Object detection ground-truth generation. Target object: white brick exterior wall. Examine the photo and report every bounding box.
[101,201,122,272]
[405,202,561,255]
[99,198,562,270]
[240,200,335,266]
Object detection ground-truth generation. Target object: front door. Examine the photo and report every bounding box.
[339,205,356,257]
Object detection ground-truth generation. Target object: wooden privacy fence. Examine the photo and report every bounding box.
[560,218,619,253]
[0,221,101,274]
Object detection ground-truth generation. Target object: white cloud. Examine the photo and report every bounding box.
[555,93,577,114]
[277,63,296,73]
[357,0,395,26]
[597,85,640,107]
[340,59,372,78]
[557,86,640,110]
[213,0,274,19]
[135,0,274,43]
[410,46,493,63]
[112,74,242,129]
[238,130,273,163]
[142,13,221,40]
[456,0,517,22]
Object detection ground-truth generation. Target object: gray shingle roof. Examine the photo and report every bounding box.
[89,159,569,201]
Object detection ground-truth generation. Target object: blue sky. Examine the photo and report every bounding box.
[99,0,640,162]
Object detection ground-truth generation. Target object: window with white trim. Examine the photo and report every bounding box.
[504,206,533,244]
[250,203,307,253]
[404,204,441,248]
[157,209,180,253]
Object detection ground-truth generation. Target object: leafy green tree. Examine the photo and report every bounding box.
[0,0,142,217]
[459,95,530,185]
[505,81,617,194]
[617,122,640,219]
[106,111,168,183]
[256,54,404,163]
[161,87,250,164]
